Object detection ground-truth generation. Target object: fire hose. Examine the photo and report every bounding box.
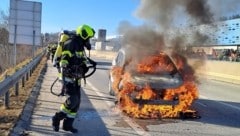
[50,56,97,96]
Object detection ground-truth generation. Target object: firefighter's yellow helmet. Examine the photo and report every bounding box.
[76,24,95,40]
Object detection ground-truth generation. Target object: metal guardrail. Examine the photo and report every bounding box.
[0,52,44,108]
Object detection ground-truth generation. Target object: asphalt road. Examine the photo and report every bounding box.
[10,58,240,136]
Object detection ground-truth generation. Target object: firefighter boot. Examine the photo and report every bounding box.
[52,112,66,132]
[62,117,78,133]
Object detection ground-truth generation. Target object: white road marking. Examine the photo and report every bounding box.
[200,95,240,111]
[195,101,207,107]
[195,95,209,107]
[199,95,208,99]
[86,81,151,136]
[217,101,240,111]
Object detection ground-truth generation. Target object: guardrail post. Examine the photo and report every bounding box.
[4,91,9,109]
[22,76,25,87]
[30,69,32,77]
[26,72,29,81]
[33,65,36,71]
[15,82,19,96]
[4,75,9,109]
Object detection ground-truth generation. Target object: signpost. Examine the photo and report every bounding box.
[8,0,42,66]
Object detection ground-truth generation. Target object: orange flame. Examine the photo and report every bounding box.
[137,53,175,74]
[111,52,199,119]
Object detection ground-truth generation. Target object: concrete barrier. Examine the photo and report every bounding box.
[90,50,117,60]
[189,59,240,84]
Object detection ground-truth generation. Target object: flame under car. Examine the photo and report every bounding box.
[109,48,199,119]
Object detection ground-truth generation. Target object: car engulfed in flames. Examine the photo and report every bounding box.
[109,48,199,119]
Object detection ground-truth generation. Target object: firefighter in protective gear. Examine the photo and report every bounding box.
[48,43,58,62]
[52,24,95,133]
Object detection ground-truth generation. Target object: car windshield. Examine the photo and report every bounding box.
[134,53,177,75]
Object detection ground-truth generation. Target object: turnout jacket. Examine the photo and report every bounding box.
[54,33,91,67]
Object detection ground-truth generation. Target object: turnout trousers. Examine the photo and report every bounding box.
[52,81,81,133]
[61,82,81,116]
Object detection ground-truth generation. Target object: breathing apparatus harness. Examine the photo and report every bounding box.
[50,50,97,96]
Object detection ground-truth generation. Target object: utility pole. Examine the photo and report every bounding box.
[13,25,17,67]
[33,30,35,58]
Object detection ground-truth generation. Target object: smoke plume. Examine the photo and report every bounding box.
[135,0,215,30]
[118,22,165,60]
[207,0,240,20]
[119,0,213,57]
[118,0,239,58]
[185,0,213,24]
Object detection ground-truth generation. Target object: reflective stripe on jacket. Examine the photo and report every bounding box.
[60,104,77,118]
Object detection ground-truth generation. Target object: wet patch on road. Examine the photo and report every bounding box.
[133,118,179,131]
[113,119,131,128]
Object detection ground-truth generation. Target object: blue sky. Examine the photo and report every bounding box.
[0,0,143,36]
[1,0,240,38]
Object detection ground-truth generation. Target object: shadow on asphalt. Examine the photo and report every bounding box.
[96,67,110,70]
[96,61,112,66]
[25,87,112,136]
[74,88,111,136]
[26,124,71,136]
[96,60,112,70]
[191,99,240,128]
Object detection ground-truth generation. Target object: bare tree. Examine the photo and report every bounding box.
[0,10,11,74]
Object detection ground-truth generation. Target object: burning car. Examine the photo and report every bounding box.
[109,47,199,119]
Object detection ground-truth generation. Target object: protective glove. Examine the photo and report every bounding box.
[85,42,91,50]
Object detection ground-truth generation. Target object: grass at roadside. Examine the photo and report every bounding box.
[0,58,32,82]
[0,49,44,82]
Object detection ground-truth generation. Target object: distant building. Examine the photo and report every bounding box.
[174,18,240,47]
[105,35,123,51]
[98,29,107,42]
[94,29,123,51]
